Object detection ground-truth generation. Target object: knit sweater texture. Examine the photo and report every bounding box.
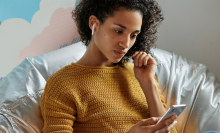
[41,62,177,133]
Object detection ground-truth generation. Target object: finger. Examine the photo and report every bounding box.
[146,54,157,65]
[167,121,178,131]
[132,51,139,57]
[134,52,143,67]
[134,52,141,66]
[156,121,177,133]
[154,115,177,131]
[143,53,154,66]
[138,52,147,67]
[138,117,161,126]
[143,54,150,66]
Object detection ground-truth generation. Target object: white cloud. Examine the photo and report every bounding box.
[0,0,76,77]
[31,0,76,38]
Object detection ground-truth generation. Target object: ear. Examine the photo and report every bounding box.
[89,15,100,31]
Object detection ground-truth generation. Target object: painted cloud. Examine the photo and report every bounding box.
[0,0,41,24]
[0,0,77,77]
[18,7,79,64]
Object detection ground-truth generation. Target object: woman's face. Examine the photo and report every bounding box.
[92,9,143,64]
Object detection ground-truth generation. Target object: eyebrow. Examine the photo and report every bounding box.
[114,23,141,33]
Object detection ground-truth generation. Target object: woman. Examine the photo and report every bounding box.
[41,0,178,132]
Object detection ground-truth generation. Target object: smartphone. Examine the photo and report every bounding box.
[156,104,186,125]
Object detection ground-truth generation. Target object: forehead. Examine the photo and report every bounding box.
[104,9,143,30]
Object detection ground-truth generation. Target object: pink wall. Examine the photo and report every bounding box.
[18,8,79,64]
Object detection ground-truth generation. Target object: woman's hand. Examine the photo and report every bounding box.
[132,51,157,84]
[126,115,177,133]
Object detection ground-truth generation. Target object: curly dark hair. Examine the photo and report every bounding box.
[72,0,163,66]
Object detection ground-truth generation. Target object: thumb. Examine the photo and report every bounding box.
[138,117,161,126]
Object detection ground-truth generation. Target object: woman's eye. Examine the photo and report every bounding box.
[115,30,122,34]
[131,35,137,38]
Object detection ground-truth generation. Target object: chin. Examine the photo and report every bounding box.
[111,60,119,64]
[110,58,122,64]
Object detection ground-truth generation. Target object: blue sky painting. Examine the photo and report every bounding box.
[0,0,41,24]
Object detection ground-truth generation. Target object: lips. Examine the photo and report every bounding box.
[114,50,126,57]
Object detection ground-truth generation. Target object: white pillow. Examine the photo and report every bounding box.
[34,41,87,81]
[0,41,87,132]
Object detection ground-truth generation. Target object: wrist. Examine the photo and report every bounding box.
[139,80,158,95]
[139,79,156,88]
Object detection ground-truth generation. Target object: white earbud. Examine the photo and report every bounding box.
[92,23,96,35]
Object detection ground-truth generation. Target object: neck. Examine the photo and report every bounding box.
[76,40,114,67]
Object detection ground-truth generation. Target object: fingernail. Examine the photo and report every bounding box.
[133,52,138,56]
[174,121,178,124]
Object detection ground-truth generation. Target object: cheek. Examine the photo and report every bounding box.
[96,29,116,49]
[95,31,105,44]
[104,32,115,44]
[129,42,136,49]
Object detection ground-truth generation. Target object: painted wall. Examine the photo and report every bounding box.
[0,0,80,77]
[1,0,220,81]
[156,0,220,81]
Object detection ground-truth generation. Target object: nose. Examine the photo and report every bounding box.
[119,34,130,49]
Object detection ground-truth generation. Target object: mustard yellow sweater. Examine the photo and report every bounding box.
[41,62,177,133]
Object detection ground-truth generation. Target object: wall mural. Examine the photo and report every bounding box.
[18,7,79,64]
[0,0,81,77]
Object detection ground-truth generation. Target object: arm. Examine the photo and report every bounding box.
[132,51,166,117]
[139,78,166,117]
[132,51,178,133]
[40,77,77,133]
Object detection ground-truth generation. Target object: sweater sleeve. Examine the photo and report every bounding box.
[40,75,77,133]
[155,77,178,133]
